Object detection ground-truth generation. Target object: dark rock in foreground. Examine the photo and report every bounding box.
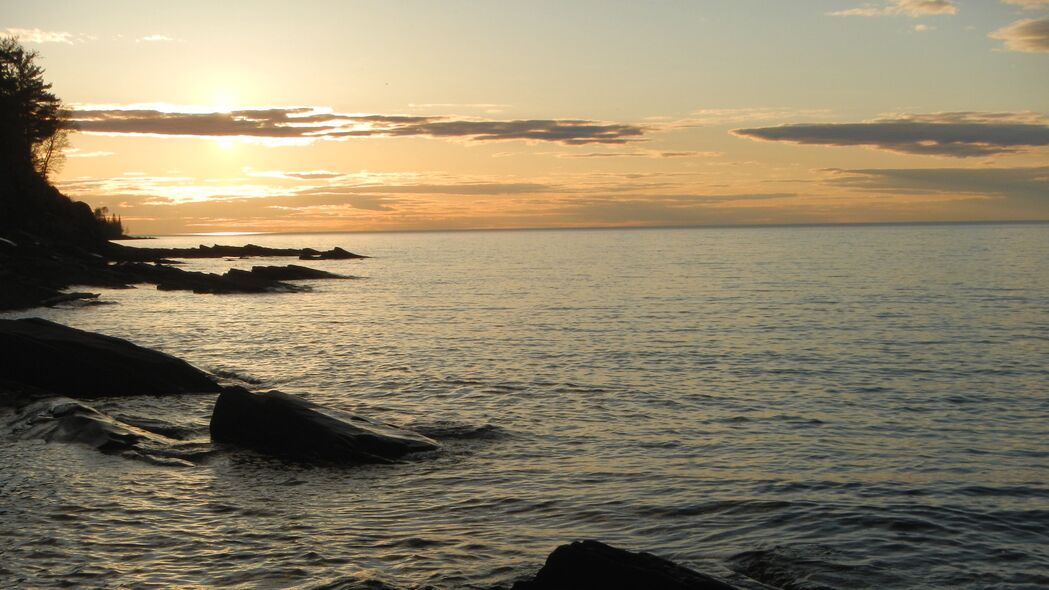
[0,318,222,397]
[210,387,440,464]
[7,396,209,467]
[511,540,739,590]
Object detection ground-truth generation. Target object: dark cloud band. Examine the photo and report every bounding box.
[825,166,1049,200]
[66,107,646,145]
[734,114,1049,157]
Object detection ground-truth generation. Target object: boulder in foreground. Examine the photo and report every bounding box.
[511,540,739,590]
[0,318,222,397]
[210,387,439,464]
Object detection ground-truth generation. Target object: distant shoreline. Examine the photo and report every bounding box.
[129,218,1049,240]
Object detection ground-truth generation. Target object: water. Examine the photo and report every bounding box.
[2,224,1048,589]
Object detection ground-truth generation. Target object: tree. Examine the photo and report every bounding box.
[0,36,74,178]
[93,206,126,239]
[0,37,114,244]
[33,128,71,178]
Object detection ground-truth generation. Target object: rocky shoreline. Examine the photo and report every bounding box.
[0,231,751,589]
[0,317,750,589]
[0,231,366,311]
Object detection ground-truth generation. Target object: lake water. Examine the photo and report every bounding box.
[2,224,1048,589]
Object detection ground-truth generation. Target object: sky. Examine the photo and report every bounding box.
[3,0,1048,234]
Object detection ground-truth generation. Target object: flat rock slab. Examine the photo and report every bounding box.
[247,265,349,281]
[210,387,440,464]
[0,318,221,397]
[511,540,740,590]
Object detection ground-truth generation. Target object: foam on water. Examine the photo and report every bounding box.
[2,224,1048,589]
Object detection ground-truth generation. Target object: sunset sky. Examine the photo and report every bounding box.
[4,0,1048,234]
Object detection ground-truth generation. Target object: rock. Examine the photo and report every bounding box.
[114,262,306,294]
[107,242,368,262]
[0,234,365,311]
[210,387,440,464]
[6,396,209,467]
[247,264,348,281]
[0,318,222,397]
[40,291,100,307]
[511,540,740,590]
[299,246,365,260]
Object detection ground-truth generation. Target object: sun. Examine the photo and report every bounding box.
[212,89,238,114]
[212,136,237,151]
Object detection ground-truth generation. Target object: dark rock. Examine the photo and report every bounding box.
[511,540,739,590]
[247,264,348,281]
[114,262,306,294]
[106,242,368,262]
[0,379,56,408]
[40,291,100,307]
[0,318,222,397]
[210,387,440,464]
[6,397,209,467]
[0,232,365,310]
[300,246,365,260]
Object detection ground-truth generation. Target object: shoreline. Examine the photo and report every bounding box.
[1,310,749,590]
[0,231,367,312]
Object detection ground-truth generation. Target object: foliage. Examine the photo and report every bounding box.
[0,36,74,178]
[0,37,120,244]
[93,207,127,239]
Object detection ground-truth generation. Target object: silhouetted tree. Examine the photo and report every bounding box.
[0,36,73,177]
[0,37,117,244]
[93,206,126,239]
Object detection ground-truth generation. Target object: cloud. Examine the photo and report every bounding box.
[733,112,1049,157]
[296,182,556,196]
[65,106,646,145]
[136,34,177,43]
[278,171,344,180]
[830,0,957,17]
[407,103,509,114]
[65,148,115,158]
[990,18,1049,52]
[824,166,1049,202]
[2,27,93,44]
[558,150,721,158]
[913,23,933,31]
[1002,0,1049,9]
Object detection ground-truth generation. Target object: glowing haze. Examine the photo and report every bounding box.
[5,1,1048,234]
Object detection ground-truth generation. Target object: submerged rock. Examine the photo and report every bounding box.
[511,540,739,590]
[7,397,209,467]
[0,318,222,397]
[210,387,440,464]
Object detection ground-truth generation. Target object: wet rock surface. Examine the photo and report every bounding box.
[210,387,440,464]
[6,396,209,467]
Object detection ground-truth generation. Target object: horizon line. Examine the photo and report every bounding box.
[128,219,1049,239]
